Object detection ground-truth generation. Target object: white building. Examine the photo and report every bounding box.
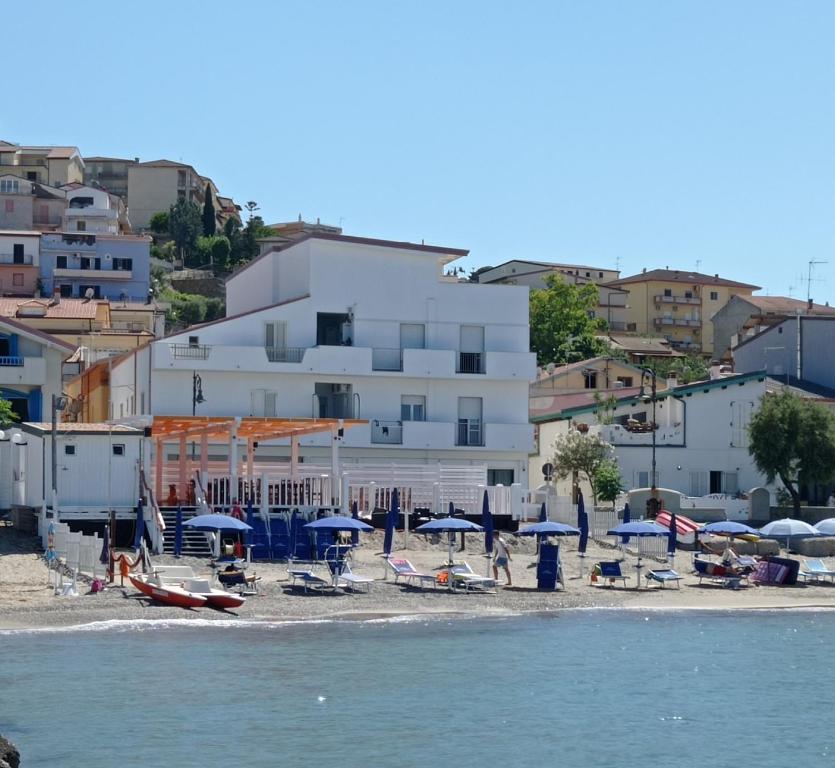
[110,232,536,485]
[531,370,770,499]
[61,183,130,234]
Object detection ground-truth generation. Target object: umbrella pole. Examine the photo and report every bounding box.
[448,533,454,591]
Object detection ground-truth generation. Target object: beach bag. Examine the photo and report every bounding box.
[90,578,105,594]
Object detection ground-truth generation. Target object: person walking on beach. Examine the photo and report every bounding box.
[493,531,512,586]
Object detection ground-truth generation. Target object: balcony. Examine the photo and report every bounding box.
[371,348,403,371]
[0,356,22,367]
[456,352,485,374]
[0,356,45,385]
[170,343,211,360]
[53,268,132,280]
[265,346,305,363]
[654,316,700,328]
[598,422,685,447]
[371,419,403,444]
[41,234,97,249]
[0,253,34,265]
[654,294,701,305]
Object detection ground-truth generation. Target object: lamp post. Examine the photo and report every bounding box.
[192,372,205,416]
[51,393,68,518]
[639,368,659,518]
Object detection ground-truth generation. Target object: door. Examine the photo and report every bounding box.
[12,244,24,264]
[265,321,287,350]
[459,325,484,373]
[457,397,483,445]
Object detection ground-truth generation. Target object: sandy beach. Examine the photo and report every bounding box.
[3,526,835,631]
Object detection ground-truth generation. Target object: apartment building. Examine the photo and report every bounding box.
[606,268,759,356]
[0,232,40,296]
[477,259,629,330]
[110,232,537,485]
[82,156,136,198]
[0,142,84,186]
[0,175,65,231]
[61,183,130,234]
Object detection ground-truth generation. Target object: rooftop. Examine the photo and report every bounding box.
[608,268,760,290]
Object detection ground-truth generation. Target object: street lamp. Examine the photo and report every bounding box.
[192,372,205,416]
[51,393,69,518]
[638,368,659,518]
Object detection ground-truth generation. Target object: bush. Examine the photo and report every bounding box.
[149,211,169,234]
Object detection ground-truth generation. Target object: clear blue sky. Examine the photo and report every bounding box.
[5,1,835,301]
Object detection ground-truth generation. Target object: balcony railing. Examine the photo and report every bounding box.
[0,356,23,367]
[456,419,484,446]
[371,419,403,444]
[265,346,305,363]
[371,348,403,371]
[654,294,701,305]
[0,254,33,265]
[170,343,211,360]
[457,352,485,374]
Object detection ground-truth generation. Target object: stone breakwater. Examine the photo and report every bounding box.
[0,735,20,768]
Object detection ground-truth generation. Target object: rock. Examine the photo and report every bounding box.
[0,734,20,768]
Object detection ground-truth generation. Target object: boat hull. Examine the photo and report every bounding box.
[130,575,207,609]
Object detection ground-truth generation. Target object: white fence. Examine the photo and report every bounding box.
[40,519,105,578]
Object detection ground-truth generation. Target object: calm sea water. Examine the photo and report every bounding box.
[1,610,833,767]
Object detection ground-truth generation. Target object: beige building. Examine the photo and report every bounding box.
[0,142,84,186]
[0,175,66,231]
[83,156,136,199]
[477,259,629,330]
[606,268,759,357]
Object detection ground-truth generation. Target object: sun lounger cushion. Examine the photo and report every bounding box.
[645,569,682,588]
[595,561,629,585]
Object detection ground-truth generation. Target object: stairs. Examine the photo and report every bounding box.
[160,507,212,557]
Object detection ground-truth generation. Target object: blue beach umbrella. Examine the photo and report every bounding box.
[173,507,183,558]
[100,524,110,564]
[815,518,835,536]
[304,515,373,532]
[517,521,580,537]
[607,520,669,537]
[351,500,360,546]
[416,518,485,591]
[482,490,494,555]
[539,502,547,523]
[183,514,252,532]
[699,521,760,537]
[383,488,398,556]
[759,518,821,550]
[620,502,632,544]
[667,510,678,559]
[133,499,145,552]
[577,491,589,554]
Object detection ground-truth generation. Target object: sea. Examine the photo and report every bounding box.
[1,609,832,767]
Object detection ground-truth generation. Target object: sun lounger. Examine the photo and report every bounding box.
[448,563,497,592]
[593,561,629,587]
[645,569,683,588]
[329,561,374,593]
[386,557,437,589]
[693,558,745,589]
[800,558,835,583]
[287,567,336,593]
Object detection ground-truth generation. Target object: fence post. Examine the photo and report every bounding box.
[510,483,524,520]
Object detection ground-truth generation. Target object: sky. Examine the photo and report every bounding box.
[4,1,835,301]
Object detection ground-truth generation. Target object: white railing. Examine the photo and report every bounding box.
[43,521,105,578]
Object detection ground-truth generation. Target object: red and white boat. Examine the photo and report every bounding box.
[182,578,246,610]
[130,573,207,609]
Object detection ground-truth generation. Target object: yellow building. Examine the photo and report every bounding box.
[0,142,84,186]
[606,269,759,357]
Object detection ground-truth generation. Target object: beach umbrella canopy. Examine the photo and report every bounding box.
[482,490,494,555]
[182,513,252,532]
[667,510,678,558]
[304,515,373,532]
[133,499,145,551]
[173,507,183,557]
[698,521,760,537]
[760,518,821,548]
[383,488,399,556]
[351,500,360,546]
[607,520,669,537]
[539,502,547,523]
[577,491,589,554]
[416,518,484,591]
[517,522,580,537]
[815,518,835,536]
[100,524,110,564]
[620,502,632,544]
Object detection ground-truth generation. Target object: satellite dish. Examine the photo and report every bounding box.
[84,288,95,299]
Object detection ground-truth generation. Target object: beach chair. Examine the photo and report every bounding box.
[644,569,683,589]
[449,563,497,592]
[386,557,437,589]
[800,558,835,583]
[728,550,759,571]
[594,561,629,587]
[217,568,261,594]
[693,558,744,589]
[287,567,336,592]
[327,560,374,593]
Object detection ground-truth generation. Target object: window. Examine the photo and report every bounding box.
[487,469,514,486]
[250,389,278,417]
[583,371,598,389]
[76,220,86,232]
[598,272,604,278]
[684,291,693,299]
[710,291,719,301]
[690,471,708,496]
[26,172,37,182]
[56,256,68,269]
[400,323,426,349]
[112,444,125,457]
[730,400,754,447]
[12,273,23,287]
[13,244,24,264]
[4,200,13,213]
[616,376,633,387]
[80,257,91,270]
[0,179,19,194]
[457,397,483,446]
[64,445,76,456]
[401,395,426,421]
[59,284,72,298]
[188,335,199,346]
[663,288,672,297]
[113,258,133,271]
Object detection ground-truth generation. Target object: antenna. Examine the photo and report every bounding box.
[806,259,828,302]
[695,259,702,272]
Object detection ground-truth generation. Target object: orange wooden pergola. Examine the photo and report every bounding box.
[150,416,366,504]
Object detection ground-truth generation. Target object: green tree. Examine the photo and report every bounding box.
[648,354,709,385]
[595,459,625,507]
[530,275,608,365]
[149,211,169,234]
[0,396,15,424]
[202,185,216,237]
[748,391,835,515]
[168,199,203,265]
[468,265,494,283]
[195,235,231,271]
[552,429,614,505]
